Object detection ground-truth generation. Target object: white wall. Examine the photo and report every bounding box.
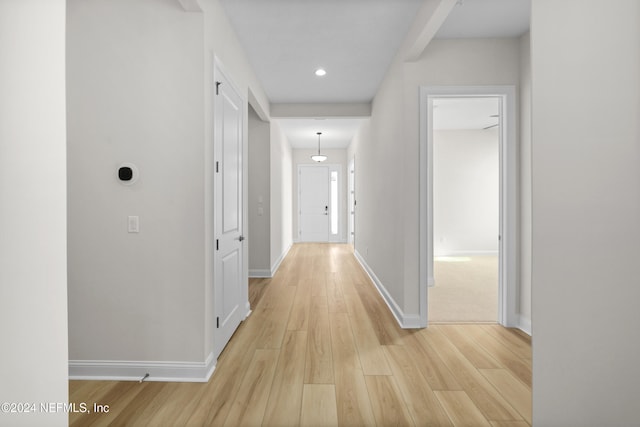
[248,109,296,278]
[347,119,371,251]
[0,1,68,425]
[248,105,271,275]
[67,0,271,378]
[67,0,206,365]
[350,37,521,322]
[518,31,532,331]
[358,58,406,311]
[531,1,640,424]
[270,121,293,270]
[434,129,499,256]
[292,149,349,243]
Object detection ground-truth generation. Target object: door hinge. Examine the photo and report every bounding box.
[216,161,219,173]
[216,239,219,251]
[216,317,219,328]
[215,81,222,95]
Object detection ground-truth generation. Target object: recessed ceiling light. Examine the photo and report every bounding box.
[315,68,327,77]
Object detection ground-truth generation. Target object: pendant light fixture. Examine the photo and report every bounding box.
[311,131,328,162]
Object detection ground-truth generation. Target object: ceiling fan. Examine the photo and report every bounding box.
[483,114,500,130]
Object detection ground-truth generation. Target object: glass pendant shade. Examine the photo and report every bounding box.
[311,132,327,162]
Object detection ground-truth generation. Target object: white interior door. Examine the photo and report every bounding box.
[213,63,246,359]
[299,165,329,242]
[348,158,355,246]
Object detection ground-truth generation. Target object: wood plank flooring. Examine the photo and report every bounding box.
[69,243,531,426]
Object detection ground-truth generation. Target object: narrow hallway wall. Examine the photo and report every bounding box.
[248,105,271,275]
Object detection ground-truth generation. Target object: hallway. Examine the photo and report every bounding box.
[69,243,531,426]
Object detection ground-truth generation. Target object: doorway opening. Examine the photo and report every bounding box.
[419,86,518,328]
[429,97,500,323]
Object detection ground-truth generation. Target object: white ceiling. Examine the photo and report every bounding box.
[275,118,364,149]
[221,0,530,148]
[220,0,424,104]
[436,0,531,39]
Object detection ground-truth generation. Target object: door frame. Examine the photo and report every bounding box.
[348,157,356,247]
[297,163,342,243]
[419,85,518,328]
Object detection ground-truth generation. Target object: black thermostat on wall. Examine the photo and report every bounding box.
[118,163,139,185]
[119,166,133,181]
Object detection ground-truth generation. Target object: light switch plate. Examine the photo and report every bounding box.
[128,216,139,233]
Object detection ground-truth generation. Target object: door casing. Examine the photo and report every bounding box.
[419,85,518,328]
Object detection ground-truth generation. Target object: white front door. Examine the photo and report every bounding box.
[213,62,246,359]
[299,165,329,242]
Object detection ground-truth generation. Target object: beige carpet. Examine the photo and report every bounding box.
[428,255,498,323]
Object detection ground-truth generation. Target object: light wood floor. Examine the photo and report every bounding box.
[69,243,531,426]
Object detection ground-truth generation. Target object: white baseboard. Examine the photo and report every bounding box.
[249,269,271,278]
[270,243,292,277]
[401,314,423,329]
[248,244,292,279]
[69,352,216,383]
[293,238,348,244]
[354,250,419,329]
[518,315,532,336]
[434,250,499,257]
